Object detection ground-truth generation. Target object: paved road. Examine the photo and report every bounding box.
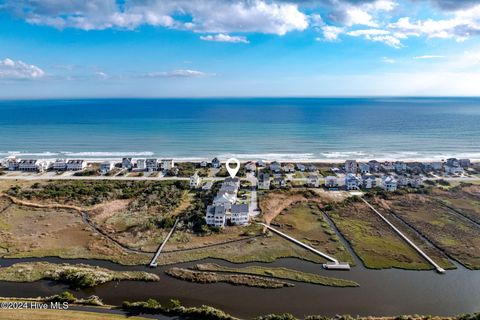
[246,172,260,217]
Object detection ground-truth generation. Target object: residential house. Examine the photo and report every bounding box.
[362,175,377,189]
[397,176,409,187]
[190,172,201,189]
[52,159,67,171]
[213,192,236,210]
[359,163,370,174]
[344,160,358,174]
[382,176,398,192]
[19,159,49,172]
[211,157,221,169]
[272,177,287,188]
[325,176,339,188]
[445,164,464,175]
[296,164,306,172]
[136,159,146,171]
[283,163,295,173]
[245,161,256,172]
[394,161,407,173]
[306,164,317,172]
[256,160,266,167]
[230,204,249,226]
[306,175,320,188]
[223,177,241,188]
[407,163,423,175]
[258,173,270,190]
[122,158,133,170]
[200,161,208,168]
[146,159,158,172]
[424,162,443,171]
[206,205,226,227]
[345,173,360,190]
[66,160,86,171]
[161,159,175,171]
[100,161,114,174]
[269,161,281,173]
[459,159,471,168]
[381,162,395,172]
[409,176,423,188]
[446,158,460,167]
[7,158,19,171]
[368,160,380,172]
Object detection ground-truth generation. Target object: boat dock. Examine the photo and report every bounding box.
[149,217,179,267]
[258,223,350,270]
[361,198,445,274]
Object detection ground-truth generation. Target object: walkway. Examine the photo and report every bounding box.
[360,198,446,273]
[258,223,339,264]
[149,217,180,267]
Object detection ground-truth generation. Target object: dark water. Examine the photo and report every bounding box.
[0,257,478,319]
[1,97,480,161]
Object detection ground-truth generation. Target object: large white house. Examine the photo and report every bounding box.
[258,173,270,190]
[66,160,86,171]
[206,205,227,227]
[362,175,377,189]
[306,175,320,187]
[324,176,339,188]
[359,163,370,174]
[136,159,146,171]
[122,158,133,170]
[146,159,158,171]
[190,172,201,189]
[18,159,49,172]
[100,161,114,174]
[345,173,360,190]
[382,176,398,192]
[230,204,249,226]
[161,159,175,171]
[344,160,358,174]
[52,159,68,171]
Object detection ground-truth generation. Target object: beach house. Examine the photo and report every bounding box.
[381,176,398,192]
[245,161,256,172]
[459,159,471,168]
[200,161,208,168]
[161,159,175,171]
[283,163,295,173]
[362,175,377,189]
[445,164,464,175]
[394,161,407,173]
[296,164,306,172]
[409,176,423,188]
[7,158,19,171]
[258,173,270,190]
[52,159,67,171]
[344,160,358,174]
[269,161,281,173]
[256,160,266,167]
[190,172,201,189]
[122,158,133,170]
[211,157,221,169]
[100,161,114,174]
[325,176,339,189]
[206,205,227,227]
[136,159,146,171]
[230,204,249,226]
[272,177,287,188]
[306,175,320,187]
[66,160,86,171]
[368,160,380,172]
[359,163,370,174]
[146,159,158,171]
[18,159,49,172]
[345,173,360,190]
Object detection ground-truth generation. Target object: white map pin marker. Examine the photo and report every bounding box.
[226,158,240,178]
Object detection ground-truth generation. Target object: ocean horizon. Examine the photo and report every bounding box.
[1,97,480,161]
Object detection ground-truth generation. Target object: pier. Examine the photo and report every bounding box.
[258,223,350,270]
[361,198,445,274]
[149,217,179,267]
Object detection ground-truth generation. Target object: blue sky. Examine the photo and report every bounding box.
[1,0,480,98]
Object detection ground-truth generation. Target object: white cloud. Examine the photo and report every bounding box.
[382,57,396,63]
[95,71,109,79]
[321,26,344,41]
[347,29,402,48]
[5,0,308,35]
[145,69,209,78]
[0,58,45,80]
[200,34,249,43]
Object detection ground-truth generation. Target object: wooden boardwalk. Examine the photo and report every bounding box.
[149,218,180,267]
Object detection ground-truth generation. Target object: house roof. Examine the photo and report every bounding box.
[231,204,249,213]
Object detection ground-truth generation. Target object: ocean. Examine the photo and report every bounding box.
[1,97,479,161]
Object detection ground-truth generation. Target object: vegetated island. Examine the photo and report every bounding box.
[193,263,359,287]
[0,262,159,288]
[165,267,294,288]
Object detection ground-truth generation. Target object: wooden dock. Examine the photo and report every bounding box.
[149,218,179,267]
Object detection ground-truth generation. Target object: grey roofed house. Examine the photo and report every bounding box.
[122,157,133,169]
[296,164,306,171]
[211,157,221,168]
[305,164,317,172]
[231,204,249,214]
[256,160,266,167]
[223,177,240,187]
[219,184,238,194]
[269,161,281,172]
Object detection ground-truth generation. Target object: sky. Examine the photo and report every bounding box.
[1,0,480,98]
